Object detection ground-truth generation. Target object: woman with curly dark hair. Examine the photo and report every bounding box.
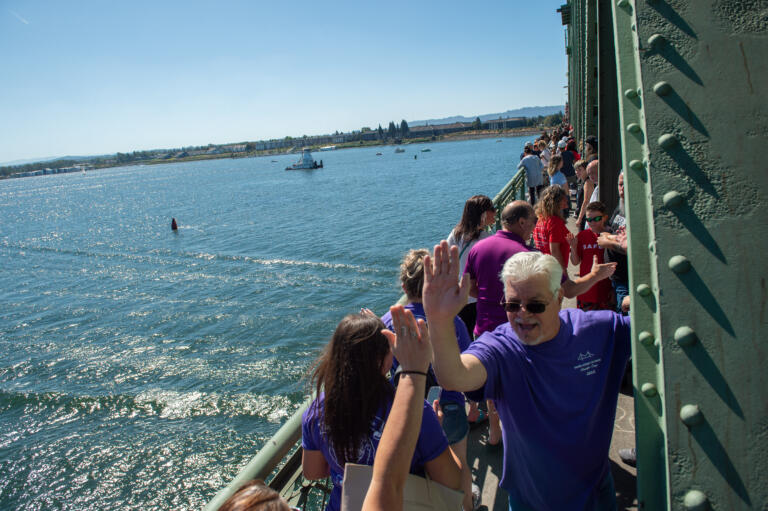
[301,312,461,511]
[533,185,571,271]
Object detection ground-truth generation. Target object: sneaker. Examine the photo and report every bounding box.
[619,447,637,467]
[471,483,481,510]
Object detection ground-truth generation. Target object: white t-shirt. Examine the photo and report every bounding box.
[446,228,492,304]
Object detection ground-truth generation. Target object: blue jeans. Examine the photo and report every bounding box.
[508,469,617,511]
[440,402,469,445]
[612,280,629,315]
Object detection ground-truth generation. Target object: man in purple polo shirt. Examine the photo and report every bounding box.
[424,245,631,510]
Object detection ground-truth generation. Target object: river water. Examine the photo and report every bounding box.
[0,136,528,510]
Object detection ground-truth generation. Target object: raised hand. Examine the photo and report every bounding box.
[383,305,431,373]
[589,255,616,281]
[422,241,470,323]
[566,232,577,251]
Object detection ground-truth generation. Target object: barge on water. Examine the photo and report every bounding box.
[286,149,323,170]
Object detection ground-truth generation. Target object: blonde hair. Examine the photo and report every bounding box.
[547,154,563,177]
[534,185,568,220]
[400,249,429,300]
[500,251,562,297]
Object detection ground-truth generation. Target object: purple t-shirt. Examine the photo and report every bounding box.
[464,230,530,335]
[381,302,471,406]
[464,309,631,510]
[302,394,448,511]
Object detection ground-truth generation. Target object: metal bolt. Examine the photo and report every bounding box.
[658,133,678,149]
[674,326,697,347]
[648,33,666,48]
[683,490,709,511]
[641,383,657,397]
[629,159,644,171]
[653,81,672,96]
[680,404,703,426]
[669,255,691,274]
[637,284,652,296]
[627,123,642,133]
[663,191,683,208]
[639,331,654,345]
[624,88,638,99]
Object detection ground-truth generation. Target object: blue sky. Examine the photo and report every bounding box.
[0,1,568,163]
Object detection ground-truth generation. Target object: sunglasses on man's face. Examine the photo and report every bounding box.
[586,215,604,222]
[499,300,549,314]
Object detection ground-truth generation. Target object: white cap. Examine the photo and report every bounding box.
[557,140,567,149]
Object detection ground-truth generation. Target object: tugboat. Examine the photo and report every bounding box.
[285,149,323,170]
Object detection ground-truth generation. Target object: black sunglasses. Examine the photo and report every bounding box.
[499,300,549,314]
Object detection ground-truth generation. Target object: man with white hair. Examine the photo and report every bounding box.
[423,243,631,510]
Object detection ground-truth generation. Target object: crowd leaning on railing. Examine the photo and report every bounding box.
[218,126,635,511]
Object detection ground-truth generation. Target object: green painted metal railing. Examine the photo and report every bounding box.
[492,167,527,229]
[204,169,529,510]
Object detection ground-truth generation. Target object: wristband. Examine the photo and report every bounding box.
[398,370,428,378]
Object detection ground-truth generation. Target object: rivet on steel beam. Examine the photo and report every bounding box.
[663,191,683,208]
[669,255,691,274]
[624,88,637,99]
[639,331,654,346]
[641,383,657,397]
[658,133,678,149]
[627,123,642,133]
[674,326,697,347]
[637,284,652,296]
[647,33,666,48]
[629,159,644,172]
[653,81,672,96]
[680,404,703,426]
[683,490,709,511]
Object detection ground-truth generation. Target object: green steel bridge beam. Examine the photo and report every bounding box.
[566,0,768,508]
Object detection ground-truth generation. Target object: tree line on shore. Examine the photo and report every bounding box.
[1,112,563,178]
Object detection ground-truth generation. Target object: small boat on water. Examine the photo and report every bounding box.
[285,149,323,170]
[319,145,336,151]
[376,152,382,156]
[394,147,405,153]
[420,148,431,152]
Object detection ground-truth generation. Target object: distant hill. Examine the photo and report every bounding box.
[409,105,564,127]
[0,154,110,167]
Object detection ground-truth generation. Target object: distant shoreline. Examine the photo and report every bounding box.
[1,127,547,179]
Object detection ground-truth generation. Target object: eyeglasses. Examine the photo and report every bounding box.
[499,299,549,314]
[586,215,603,222]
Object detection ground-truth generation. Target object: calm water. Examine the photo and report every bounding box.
[0,136,527,510]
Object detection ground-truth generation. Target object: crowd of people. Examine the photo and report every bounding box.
[218,128,634,511]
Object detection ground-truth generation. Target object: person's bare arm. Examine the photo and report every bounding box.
[469,276,478,298]
[423,241,488,392]
[597,231,627,254]
[578,181,594,225]
[549,242,567,270]
[362,307,460,511]
[302,450,330,479]
[566,232,580,265]
[562,255,616,298]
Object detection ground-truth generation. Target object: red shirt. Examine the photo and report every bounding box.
[576,229,613,304]
[533,216,570,269]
